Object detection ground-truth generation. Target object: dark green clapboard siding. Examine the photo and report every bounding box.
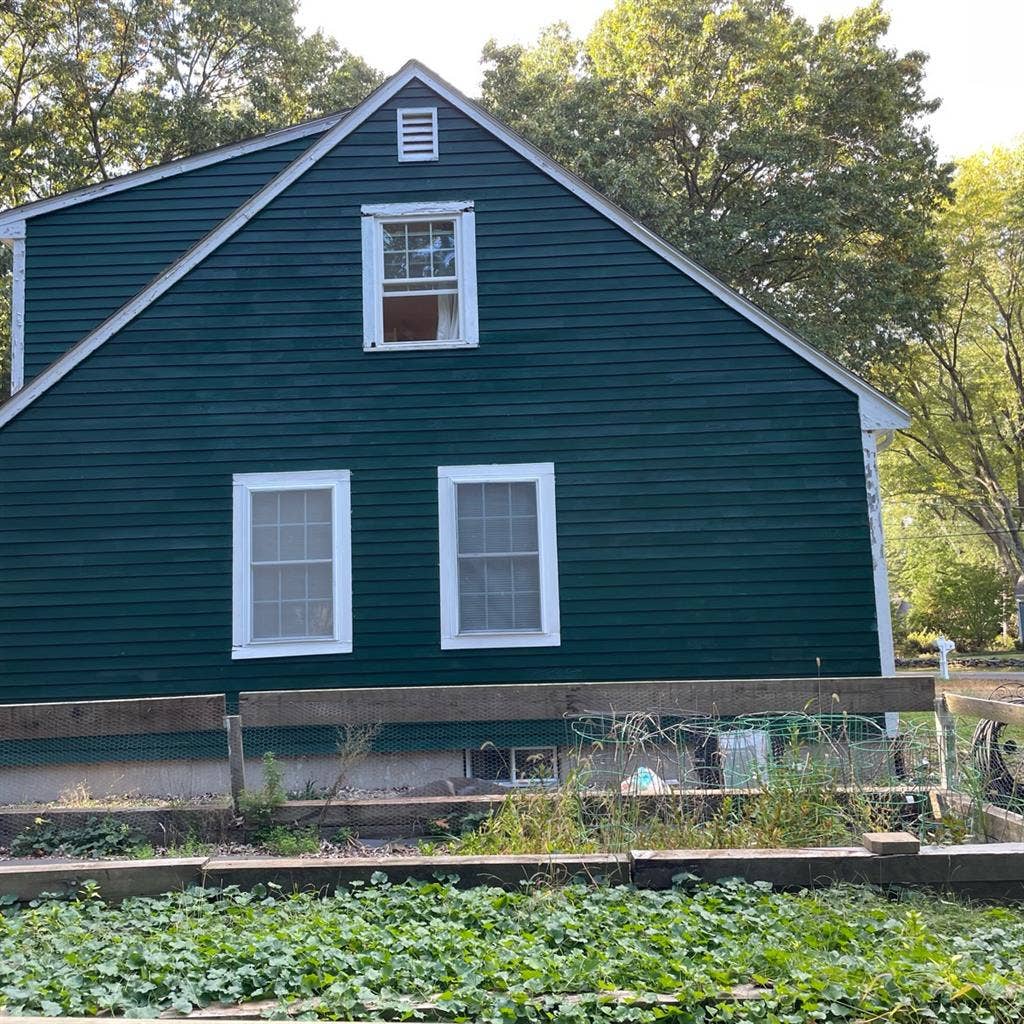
[21,130,329,381]
[0,78,882,701]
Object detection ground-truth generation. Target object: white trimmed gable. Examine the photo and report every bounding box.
[0,61,909,433]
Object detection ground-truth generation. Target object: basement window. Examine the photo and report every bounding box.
[231,470,352,659]
[466,746,559,786]
[361,201,478,350]
[437,463,560,649]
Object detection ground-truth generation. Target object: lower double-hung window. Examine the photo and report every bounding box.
[232,470,352,658]
[437,463,560,649]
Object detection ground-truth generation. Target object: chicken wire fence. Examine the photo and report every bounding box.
[0,696,231,807]
[236,707,931,797]
[4,683,1020,838]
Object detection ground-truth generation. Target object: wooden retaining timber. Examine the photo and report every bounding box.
[631,843,1024,899]
[238,676,935,726]
[944,692,1024,727]
[0,694,226,741]
[202,853,630,890]
[5,839,1024,902]
[0,857,206,902]
[937,790,1024,843]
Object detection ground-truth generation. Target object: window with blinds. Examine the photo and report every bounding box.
[438,463,560,650]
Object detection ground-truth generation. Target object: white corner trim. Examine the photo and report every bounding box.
[0,59,909,432]
[862,431,896,675]
[0,114,343,235]
[231,469,352,660]
[361,201,478,351]
[7,236,25,393]
[437,462,561,651]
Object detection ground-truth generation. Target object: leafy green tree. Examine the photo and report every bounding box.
[883,141,1024,584]
[885,502,1014,650]
[481,0,949,368]
[0,0,380,392]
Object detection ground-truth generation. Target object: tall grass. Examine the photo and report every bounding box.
[443,713,964,854]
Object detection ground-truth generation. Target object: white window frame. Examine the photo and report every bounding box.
[396,107,439,162]
[437,462,560,650]
[361,201,478,352]
[231,470,352,659]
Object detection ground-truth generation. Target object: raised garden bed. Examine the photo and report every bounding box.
[3,875,1024,1022]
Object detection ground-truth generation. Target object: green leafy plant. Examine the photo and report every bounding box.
[165,830,215,858]
[3,879,1024,1021]
[331,827,357,847]
[288,779,329,801]
[254,826,319,856]
[9,816,148,858]
[238,752,286,826]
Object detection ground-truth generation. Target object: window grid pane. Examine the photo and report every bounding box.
[250,488,334,641]
[456,481,541,633]
[382,219,457,291]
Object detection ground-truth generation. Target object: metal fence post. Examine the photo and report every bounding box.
[225,714,246,811]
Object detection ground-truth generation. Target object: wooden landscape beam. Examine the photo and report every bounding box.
[0,694,226,741]
[238,676,933,728]
[944,692,1024,727]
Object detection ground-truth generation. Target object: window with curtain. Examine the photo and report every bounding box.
[232,470,352,659]
[361,201,478,350]
[437,463,560,649]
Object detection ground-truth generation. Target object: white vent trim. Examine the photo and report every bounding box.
[397,107,438,162]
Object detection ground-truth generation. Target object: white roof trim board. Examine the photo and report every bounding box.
[0,60,910,431]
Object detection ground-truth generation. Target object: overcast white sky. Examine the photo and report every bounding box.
[297,0,1023,160]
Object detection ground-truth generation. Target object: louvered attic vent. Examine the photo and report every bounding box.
[397,108,439,162]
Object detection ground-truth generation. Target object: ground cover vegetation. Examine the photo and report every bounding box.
[2,878,1024,1022]
[8,815,149,858]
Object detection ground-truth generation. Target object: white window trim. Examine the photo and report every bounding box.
[232,469,352,659]
[396,107,439,162]
[438,462,560,650]
[361,201,478,352]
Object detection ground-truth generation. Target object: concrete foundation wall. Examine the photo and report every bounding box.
[1,735,901,806]
[0,750,469,806]
[0,759,232,805]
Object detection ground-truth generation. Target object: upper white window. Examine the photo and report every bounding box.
[361,201,478,351]
[438,463,560,650]
[397,107,438,161]
[232,471,352,659]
